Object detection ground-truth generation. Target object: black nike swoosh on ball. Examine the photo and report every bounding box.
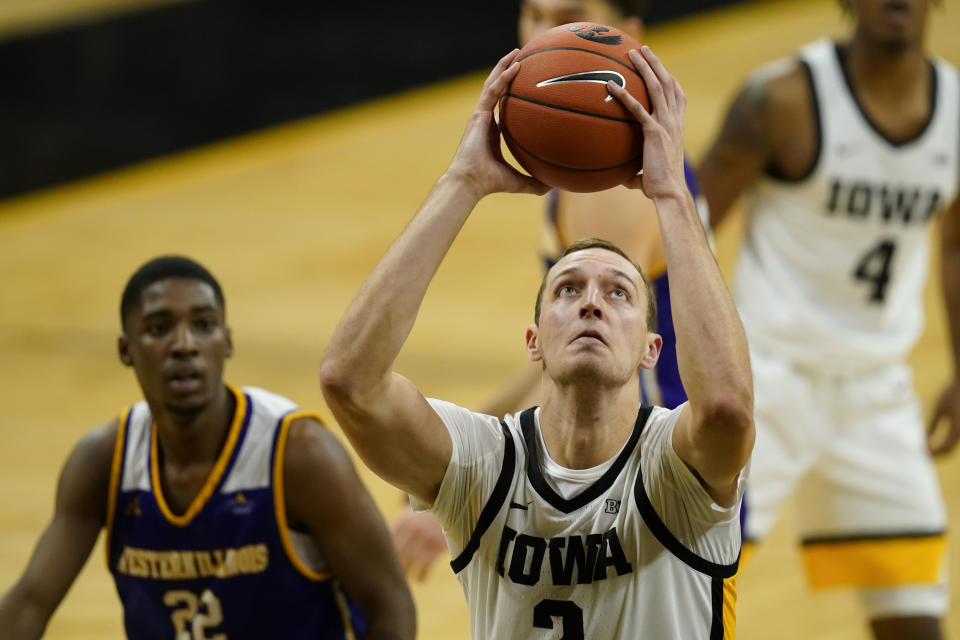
[537,71,626,101]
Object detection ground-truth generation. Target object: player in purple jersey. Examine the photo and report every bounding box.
[390,0,710,581]
[0,256,415,640]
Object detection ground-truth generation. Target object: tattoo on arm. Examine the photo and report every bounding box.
[713,78,773,159]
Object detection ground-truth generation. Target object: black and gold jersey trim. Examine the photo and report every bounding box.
[633,462,740,579]
[521,406,652,513]
[450,420,516,575]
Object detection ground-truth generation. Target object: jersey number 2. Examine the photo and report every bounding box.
[853,239,896,303]
[534,599,584,639]
[163,589,226,640]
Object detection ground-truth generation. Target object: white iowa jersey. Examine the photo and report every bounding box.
[421,400,742,640]
[736,38,960,369]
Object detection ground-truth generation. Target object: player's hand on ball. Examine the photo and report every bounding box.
[446,49,550,199]
[928,379,960,456]
[607,47,687,200]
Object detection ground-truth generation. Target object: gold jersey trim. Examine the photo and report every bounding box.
[104,407,130,569]
[273,410,333,581]
[721,575,737,640]
[332,580,357,640]
[150,384,247,527]
[802,533,947,589]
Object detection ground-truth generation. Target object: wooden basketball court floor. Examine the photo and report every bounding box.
[1,0,958,637]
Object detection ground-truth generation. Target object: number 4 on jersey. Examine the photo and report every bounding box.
[853,239,896,303]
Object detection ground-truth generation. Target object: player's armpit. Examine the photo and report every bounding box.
[283,418,416,640]
[0,422,116,639]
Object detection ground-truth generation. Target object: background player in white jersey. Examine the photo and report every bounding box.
[0,256,415,640]
[321,46,753,638]
[390,0,711,581]
[698,0,959,638]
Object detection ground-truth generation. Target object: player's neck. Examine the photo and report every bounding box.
[537,383,639,469]
[843,32,927,96]
[153,384,235,467]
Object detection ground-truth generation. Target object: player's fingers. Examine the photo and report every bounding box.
[928,405,960,455]
[606,80,652,125]
[478,53,521,111]
[415,550,437,582]
[627,49,667,115]
[927,402,945,436]
[930,421,960,456]
[622,171,647,193]
[512,171,551,195]
[396,548,415,574]
[483,48,520,88]
[941,425,960,455]
[639,46,679,101]
[926,403,948,453]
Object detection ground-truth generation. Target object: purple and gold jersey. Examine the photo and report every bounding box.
[538,158,708,409]
[106,384,365,639]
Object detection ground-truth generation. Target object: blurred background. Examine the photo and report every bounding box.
[0,0,957,638]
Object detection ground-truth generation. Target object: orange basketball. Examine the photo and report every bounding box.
[499,23,649,193]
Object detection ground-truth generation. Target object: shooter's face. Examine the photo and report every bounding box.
[529,248,657,388]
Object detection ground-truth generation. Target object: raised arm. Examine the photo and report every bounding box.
[0,423,115,639]
[608,47,754,506]
[282,417,415,639]
[928,194,960,456]
[319,49,548,505]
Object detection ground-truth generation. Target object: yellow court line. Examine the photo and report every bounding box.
[0,0,193,38]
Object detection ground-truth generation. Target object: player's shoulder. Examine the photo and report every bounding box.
[54,419,120,514]
[242,385,300,416]
[743,51,811,112]
[283,415,347,472]
[933,54,959,72]
[639,405,685,448]
[724,48,815,150]
[644,404,682,428]
[428,397,504,431]
[931,54,960,87]
[71,419,121,471]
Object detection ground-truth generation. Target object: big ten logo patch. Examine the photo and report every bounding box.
[604,499,621,514]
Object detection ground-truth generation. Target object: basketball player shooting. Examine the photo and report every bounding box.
[321,46,753,639]
[390,0,714,582]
